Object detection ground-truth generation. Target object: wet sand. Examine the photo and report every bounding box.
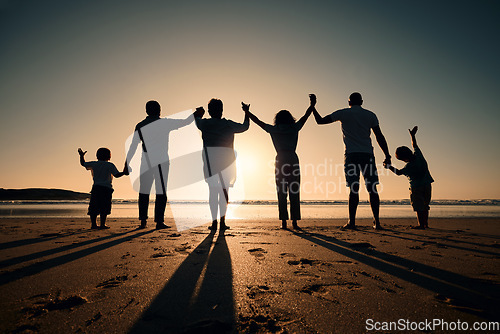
[0,217,499,333]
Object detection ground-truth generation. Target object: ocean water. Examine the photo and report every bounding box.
[0,201,499,219]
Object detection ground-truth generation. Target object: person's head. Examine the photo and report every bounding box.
[274,110,296,125]
[145,100,161,117]
[96,147,111,161]
[395,146,414,162]
[208,98,223,119]
[348,92,363,106]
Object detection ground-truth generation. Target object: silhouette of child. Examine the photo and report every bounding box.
[384,126,434,229]
[78,148,128,229]
[243,95,314,229]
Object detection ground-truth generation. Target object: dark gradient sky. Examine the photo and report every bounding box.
[1,0,499,200]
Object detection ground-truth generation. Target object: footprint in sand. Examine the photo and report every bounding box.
[96,275,128,288]
[151,246,175,258]
[174,243,192,254]
[279,252,297,258]
[434,294,485,314]
[287,258,316,266]
[300,283,340,303]
[248,248,267,261]
[22,295,87,319]
[246,285,281,299]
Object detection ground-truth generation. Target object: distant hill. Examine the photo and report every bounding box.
[0,188,90,200]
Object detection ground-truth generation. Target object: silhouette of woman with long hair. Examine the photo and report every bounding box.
[242,95,314,229]
[194,99,249,231]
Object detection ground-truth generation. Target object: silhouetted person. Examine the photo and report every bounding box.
[125,100,193,229]
[311,92,391,230]
[243,95,314,229]
[194,98,249,231]
[384,126,434,229]
[78,147,127,229]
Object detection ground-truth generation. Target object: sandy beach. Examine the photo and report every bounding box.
[0,217,499,333]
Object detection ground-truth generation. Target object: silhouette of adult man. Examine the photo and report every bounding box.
[311,93,391,230]
[125,100,193,229]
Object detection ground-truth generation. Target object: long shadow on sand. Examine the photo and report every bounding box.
[292,230,500,320]
[0,229,90,251]
[0,230,142,269]
[359,229,500,257]
[129,231,235,334]
[0,229,154,286]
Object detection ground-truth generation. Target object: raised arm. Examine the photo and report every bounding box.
[310,94,334,125]
[372,126,391,165]
[193,106,205,131]
[409,126,418,149]
[78,148,87,167]
[296,94,315,129]
[242,102,269,130]
[227,102,249,133]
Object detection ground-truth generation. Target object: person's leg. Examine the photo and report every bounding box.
[344,154,359,229]
[276,159,289,228]
[138,169,153,228]
[90,214,98,229]
[153,164,170,229]
[208,184,219,230]
[424,185,431,228]
[410,185,430,229]
[219,188,229,230]
[367,185,381,229]
[138,194,149,228]
[360,154,381,229]
[416,210,428,228]
[281,219,287,229]
[154,194,169,229]
[289,164,301,230]
[88,186,99,229]
[346,182,359,228]
[99,214,110,229]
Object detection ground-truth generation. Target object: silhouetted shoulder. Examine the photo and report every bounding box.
[360,108,379,128]
[328,108,349,122]
[135,115,160,131]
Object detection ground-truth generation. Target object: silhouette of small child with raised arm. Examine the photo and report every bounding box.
[384,126,434,229]
[78,148,128,229]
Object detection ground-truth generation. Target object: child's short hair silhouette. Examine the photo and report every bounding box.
[96,147,111,161]
[395,146,413,162]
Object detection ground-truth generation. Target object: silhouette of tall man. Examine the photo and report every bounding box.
[312,93,391,230]
[125,100,192,229]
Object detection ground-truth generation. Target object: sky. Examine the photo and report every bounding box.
[0,0,499,200]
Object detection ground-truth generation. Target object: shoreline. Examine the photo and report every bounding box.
[1,217,499,333]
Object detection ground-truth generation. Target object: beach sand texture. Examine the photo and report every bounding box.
[0,217,499,333]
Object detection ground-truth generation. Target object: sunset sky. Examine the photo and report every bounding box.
[1,0,499,200]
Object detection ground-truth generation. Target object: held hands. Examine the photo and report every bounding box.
[241,102,250,113]
[383,156,392,166]
[309,94,317,107]
[409,126,418,136]
[194,106,205,118]
[78,148,87,157]
[123,161,130,175]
